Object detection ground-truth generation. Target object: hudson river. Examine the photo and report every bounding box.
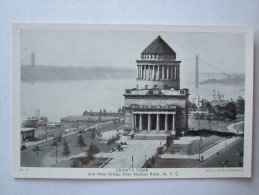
[21,74,244,122]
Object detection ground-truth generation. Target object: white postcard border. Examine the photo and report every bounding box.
[12,24,253,179]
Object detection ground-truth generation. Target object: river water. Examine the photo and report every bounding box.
[21,74,244,122]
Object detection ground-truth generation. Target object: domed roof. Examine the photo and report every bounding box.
[141,36,176,55]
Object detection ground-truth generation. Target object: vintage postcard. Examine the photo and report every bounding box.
[12,24,253,179]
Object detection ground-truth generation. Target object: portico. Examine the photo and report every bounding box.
[131,111,176,134]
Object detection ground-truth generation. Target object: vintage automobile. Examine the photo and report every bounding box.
[51,142,58,146]
[32,146,40,151]
[20,145,26,151]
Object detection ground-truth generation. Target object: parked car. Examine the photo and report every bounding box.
[77,133,82,137]
[51,142,58,146]
[32,146,39,151]
[20,145,26,151]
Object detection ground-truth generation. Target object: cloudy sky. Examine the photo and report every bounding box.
[20,28,246,74]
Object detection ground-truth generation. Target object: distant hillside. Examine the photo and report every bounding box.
[21,65,136,82]
[200,74,245,85]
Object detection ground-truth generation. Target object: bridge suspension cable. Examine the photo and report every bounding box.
[198,57,230,77]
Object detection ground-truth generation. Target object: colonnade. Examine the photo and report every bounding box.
[137,65,179,80]
[132,112,176,132]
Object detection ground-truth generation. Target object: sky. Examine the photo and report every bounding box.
[20,28,246,74]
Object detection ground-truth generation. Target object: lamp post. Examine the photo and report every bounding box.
[45,132,48,142]
[199,135,202,162]
[55,142,58,164]
[132,155,134,168]
[76,120,79,134]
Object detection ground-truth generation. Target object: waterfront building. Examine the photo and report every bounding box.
[21,128,35,142]
[124,36,189,136]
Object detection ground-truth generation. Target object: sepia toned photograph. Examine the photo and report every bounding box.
[12,24,253,179]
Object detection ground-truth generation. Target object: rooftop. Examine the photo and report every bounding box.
[21,128,36,132]
[141,36,176,55]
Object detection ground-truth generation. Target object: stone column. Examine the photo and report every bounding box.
[175,66,178,79]
[140,65,142,79]
[148,114,151,131]
[165,114,168,131]
[132,114,135,130]
[174,66,177,79]
[157,66,160,80]
[172,114,176,135]
[139,66,142,79]
[172,114,175,130]
[147,65,150,80]
[177,66,180,79]
[166,66,169,80]
[144,66,146,80]
[156,114,160,131]
[153,65,155,80]
[162,66,165,80]
[172,66,175,79]
[139,114,143,131]
[148,65,151,80]
[146,65,149,80]
[135,115,137,129]
[171,66,173,79]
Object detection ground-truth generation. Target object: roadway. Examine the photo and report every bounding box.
[21,120,124,167]
[195,137,244,167]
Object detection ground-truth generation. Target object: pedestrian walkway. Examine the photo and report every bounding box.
[161,137,240,161]
[96,138,165,168]
[227,121,244,134]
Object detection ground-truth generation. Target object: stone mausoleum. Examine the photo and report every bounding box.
[124,36,189,136]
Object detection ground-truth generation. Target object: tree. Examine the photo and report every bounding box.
[118,107,122,113]
[91,128,96,140]
[103,108,106,116]
[204,101,214,113]
[187,100,197,111]
[236,96,245,118]
[77,135,87,151]
[156,146,164,158]
[225,102,237,120]
[87,144,100,158]
[166,135,174,147]
[107,138,113,151]
[79,156,89,166]
[83,110,88,116]
[150,156,156,168]
[99,109,102,116]
[62,141,71,159]
[98,116,102,124]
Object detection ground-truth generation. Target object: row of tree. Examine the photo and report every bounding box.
[61,134,101,167]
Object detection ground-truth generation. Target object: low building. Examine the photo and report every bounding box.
[21,128,35,142]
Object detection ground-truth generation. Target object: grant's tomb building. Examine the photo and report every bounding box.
[124,36,189,136]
